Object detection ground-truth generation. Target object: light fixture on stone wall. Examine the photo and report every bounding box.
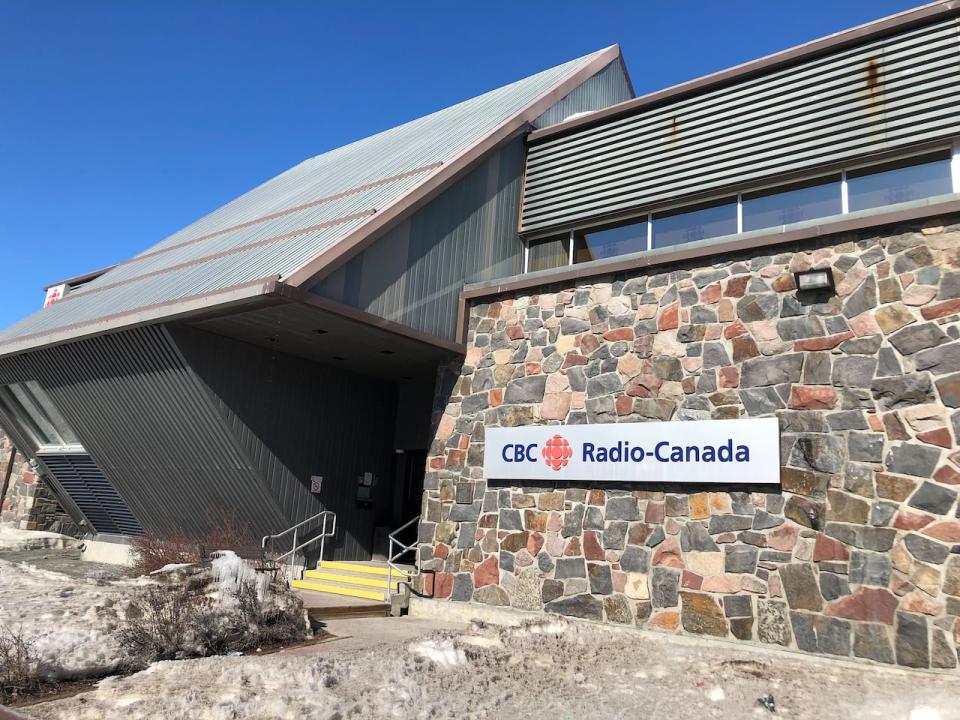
[793,268,835,292]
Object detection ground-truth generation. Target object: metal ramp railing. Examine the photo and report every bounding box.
[387,515,422,599]
[261,509,336,580]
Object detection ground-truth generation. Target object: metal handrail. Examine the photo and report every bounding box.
[261,509,337,576]
[387,514,421,597]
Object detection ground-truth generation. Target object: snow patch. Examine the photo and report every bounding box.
[210,550,266,604]
[409,639,466,668]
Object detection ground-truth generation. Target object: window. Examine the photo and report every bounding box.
[652,200,737,249]
[527,235,570,272]
[847,152,953,212]
[573,219,648,263]
[0,381,79,448]
[742,176,842,232]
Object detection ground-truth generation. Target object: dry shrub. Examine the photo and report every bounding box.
[0,626,47,703]
[201,508,259,560]
[128,531,201,576]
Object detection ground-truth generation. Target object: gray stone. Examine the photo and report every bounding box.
[645,527,666,548]
[588,563,613,595]
[723,594,753,618]
[903,533,950,564]
[741,354,804,387]
[562,504,585,537]
[820,572,850,601]
[777,317,824,340]
[895,612,929,668]
[541,579,563,604]
[555,557,586,579]
[620,545,651,573]
[701,343,731,368]
[738,294,780,322]
[871,374,935,410]
[843,462,875,497]
[832,356,878,388]
[843,276,877,318]
[537,552,554,573]
[451,573,474,601]
[827,411,868,431]
[839,335,883,355]
[915,343,960,375]
[849,551,892,586]
[853,623,895,664]
[545,594,603,621]
[870,501,898,527]
[847,432,884,463]
[605,496,640,521]
[753,510,784,530]
[583,506,604,531]
[449,501,482,523]
[790,612,851,656]
[908,481,957,516]
[586,372,622,398]
[885,444,941,478]
[757,599,791,646]
[499,551,514,572]
[780,564,822,611]
[500,509,523,531]
[504,375,547,403]
[559,317,591,335]
[778,410,829,433]
[708,515,754,534]
[876,347,903,378]
[473,585,510,606]
[680,522,720,552]
[724,545,758,574]
[790,434,846,474]
[888,322,949,356]
[604,594,634,625]
[603,521,627,550]
[739,387,786,415]
[932,629,958,669]
[651,566,680,608]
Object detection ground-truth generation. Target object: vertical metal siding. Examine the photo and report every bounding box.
[521,17,960,232]
[171,325,399,561]
[532,59,634,129]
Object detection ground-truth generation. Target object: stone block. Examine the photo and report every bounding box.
[895,611,930,668]
[780,564,823,611]
[544,594,603,621]
[680,592,728,637]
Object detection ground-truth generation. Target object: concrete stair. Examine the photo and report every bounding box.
[291,560,412,602]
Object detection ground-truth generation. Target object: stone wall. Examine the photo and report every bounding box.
[0,432,78,535]
[419,215,960,671]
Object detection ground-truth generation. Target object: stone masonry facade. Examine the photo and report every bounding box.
[0,432,77,535]
[420,215,960,671]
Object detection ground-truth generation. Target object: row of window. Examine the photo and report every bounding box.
[527,149,955,272]
[0,380,79,448]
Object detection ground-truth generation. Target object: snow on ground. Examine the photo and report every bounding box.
[0,527,79,552]
[25,617,960,720]
[0,558,141,678]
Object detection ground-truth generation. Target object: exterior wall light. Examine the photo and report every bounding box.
[793,268,835,292]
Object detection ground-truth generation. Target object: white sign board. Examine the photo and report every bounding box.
[44,284,67,308]
[310,476,323,494]
[484,418,780,484]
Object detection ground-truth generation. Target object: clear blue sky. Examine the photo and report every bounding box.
[0,0,921,327]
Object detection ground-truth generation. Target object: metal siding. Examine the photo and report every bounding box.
[0,326,288,539]
[312,136,527,339]
[0,50,612,349]
[521,18,960,232]
[171,325,399,561]
[533,59,634,128]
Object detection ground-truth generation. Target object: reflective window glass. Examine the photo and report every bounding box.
[743,177,842,232]
[847,153,953,212]
[527,235,570,272]
[573,220,648,263]
[652,201,737,248]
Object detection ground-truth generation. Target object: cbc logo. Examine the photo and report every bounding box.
[500,434,572,471]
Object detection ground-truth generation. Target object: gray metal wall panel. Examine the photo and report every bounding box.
[312,136,527,339]
[0,326,288,540]
[171,325,400,562]
[522,17,960,232]
[533,59,633,129]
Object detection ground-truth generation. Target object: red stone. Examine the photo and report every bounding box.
[579,334,601,354]
[868,414,883,432]
[506,325,524,340]
[718,367,740,388]
[813,533,849,562]
[723,276,749,298]
[793,332,854,351]
[433,572,454,599]
[682,377,697,394]
[429,457,444,470]
[434,543,449,560]
[473,555,499,587]
[584,530,605,561]
[824,587,898,625]
[646,501,665,524]
[788,385,837,410]
[615,395,634,416]
[723,320,748,339]
[488,387,503,407]
[445,449,465,470]
[771,274,797,292]
[626,375,662,397]
[658,302,679,331]
[527,532,545,556]
[562,352,589,369]
[893,509,934,531]
[525,362,541,375]
[603,327,635,342]
[917,427,952,448]
[682,571,703,589]
[700,283,721,304]
[922,521,960,543]
[488,302,501,318]
[921,298,960,320]
[767,524,799,552]
[588,490,605,506]
[563,536,582,556]
[882,412,910,440]
[934,465,960,485]
[652,536,683,568]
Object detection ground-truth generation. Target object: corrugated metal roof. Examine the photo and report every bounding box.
[0,47,618,355]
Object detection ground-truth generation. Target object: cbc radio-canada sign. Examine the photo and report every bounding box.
[484,417,779,484]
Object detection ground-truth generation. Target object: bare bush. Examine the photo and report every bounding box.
[117,585,206,666]
[129,531,201,577]
[0,626,47,703]
[202,508,259,560]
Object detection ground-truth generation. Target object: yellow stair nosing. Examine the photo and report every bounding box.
[303,570,404,589]
[318,561,411,578]
[291,579,387,601]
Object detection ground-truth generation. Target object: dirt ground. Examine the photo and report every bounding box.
[22,615,960,720]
